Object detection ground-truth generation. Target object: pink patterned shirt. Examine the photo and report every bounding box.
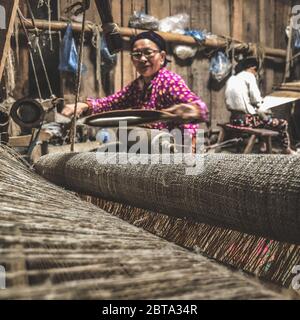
[86,67,209,134]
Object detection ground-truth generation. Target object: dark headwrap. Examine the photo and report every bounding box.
[130,31,171,66]
[235,57,259,74]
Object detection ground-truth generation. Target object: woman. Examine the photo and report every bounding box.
[62,31,209,135]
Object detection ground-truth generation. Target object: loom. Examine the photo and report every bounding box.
[33,151,300,294]
[10,98,45,129]
[0,146,289,299]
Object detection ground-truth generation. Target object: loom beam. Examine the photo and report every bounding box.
[35,152,300,245]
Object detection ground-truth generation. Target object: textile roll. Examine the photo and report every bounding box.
[35,152,300,245]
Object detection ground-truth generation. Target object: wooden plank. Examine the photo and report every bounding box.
[0,0,19,82]
[59,1,102,101]
[147,0,171,77]
[274,0,291,86]
[48,141,100,153]
[12,1,29,100]
[111,0,122,92]
[147,0,170,20]
[122,0,146,87]
[169,0,191,86]
[8,130,52,147]
[80,0,103,99]
[232,0,243,41]
[259,0,275,95]
[190,0,211,127]
[242,0,259,44]
[82,0,104,98]
[210,0,231,129]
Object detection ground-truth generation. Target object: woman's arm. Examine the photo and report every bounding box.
[62,83,135,117]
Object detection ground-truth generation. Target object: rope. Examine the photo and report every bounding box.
[101,22,120,35]
[91,25,102,95]
[70,9,87,152]
[37,0,53,51]
[284,15,294,82]
[24,0,54,99]
[47,0,53,52]
[17,9,43,101]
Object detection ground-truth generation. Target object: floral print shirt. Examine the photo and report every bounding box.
[86,67,209,134]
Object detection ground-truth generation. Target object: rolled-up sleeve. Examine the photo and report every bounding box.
[165,75,209,123]
[86,83,134,114]
[248,73,263,107]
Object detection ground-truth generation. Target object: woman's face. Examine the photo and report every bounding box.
[131,39,166,79]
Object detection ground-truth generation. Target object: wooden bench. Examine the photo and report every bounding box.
[217,123,279,154]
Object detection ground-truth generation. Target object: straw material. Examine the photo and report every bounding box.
[0,146,286,299]
[84,196,300,291]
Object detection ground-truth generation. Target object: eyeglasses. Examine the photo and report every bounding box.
[130,49,160,60]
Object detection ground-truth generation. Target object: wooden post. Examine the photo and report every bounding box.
[0,0,19,82]
[211,0,231,129]
[243,134,256,154]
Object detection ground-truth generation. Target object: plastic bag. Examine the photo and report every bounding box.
[158,13,189,34]
[128,11,159,30]
[185,30,207,44]
[172,30,208,60]
[173,46,197,60]
[101,36,117,72]
[294,29,300,49]
[58,24,86,73]
[209,51,232,82]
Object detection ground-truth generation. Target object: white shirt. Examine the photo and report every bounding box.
[225,71,264,115]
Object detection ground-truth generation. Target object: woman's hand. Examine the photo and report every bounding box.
[61,102,89,118]
[164,103,200,120]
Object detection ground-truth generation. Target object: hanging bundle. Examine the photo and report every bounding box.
[101,36,117,72]
[128,11,159,30]
[58,24,86,74]
[209,51,232,82]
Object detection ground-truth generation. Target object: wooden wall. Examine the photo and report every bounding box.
[13,0,293,129]
[109,0,292,128]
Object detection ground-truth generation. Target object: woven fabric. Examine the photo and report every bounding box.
[35,152,300,244]
[0,147,283,299]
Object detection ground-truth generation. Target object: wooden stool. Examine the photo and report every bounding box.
[217,123,279,154]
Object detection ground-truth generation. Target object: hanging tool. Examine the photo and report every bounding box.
[16,3,64,159]
[94,0,123,54]
[23,1,55,99]
[64,0,90,16]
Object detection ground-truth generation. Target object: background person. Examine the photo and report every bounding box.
[225,57,295,155]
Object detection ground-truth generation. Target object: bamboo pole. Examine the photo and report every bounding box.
[19,19,287,60]
[0,0,19,81]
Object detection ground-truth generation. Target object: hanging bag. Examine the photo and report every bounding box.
[59,24,85,73]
